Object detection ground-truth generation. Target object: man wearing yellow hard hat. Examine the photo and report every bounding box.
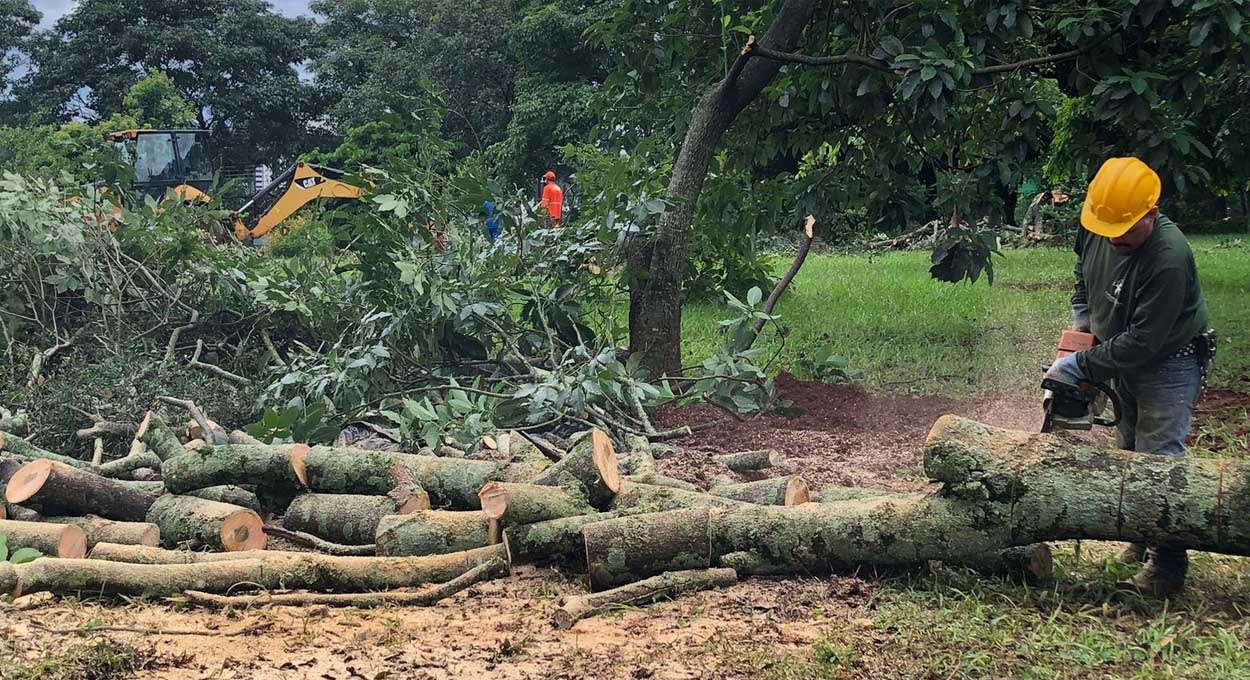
[1046,157,1215,597]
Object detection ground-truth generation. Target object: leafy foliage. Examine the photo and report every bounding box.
[0,532,42,564]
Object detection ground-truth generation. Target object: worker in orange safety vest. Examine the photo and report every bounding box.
[539,170,563,226]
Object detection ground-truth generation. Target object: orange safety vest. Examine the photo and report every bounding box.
[540,181,564,221]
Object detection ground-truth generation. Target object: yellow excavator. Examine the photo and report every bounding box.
[107,129,366,241]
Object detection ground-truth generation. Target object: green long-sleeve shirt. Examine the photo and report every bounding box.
[1071,214,1209,383]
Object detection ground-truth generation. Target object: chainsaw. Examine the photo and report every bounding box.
[1040,330,1122,433]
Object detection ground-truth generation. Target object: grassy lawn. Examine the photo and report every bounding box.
[682,235,1250,396]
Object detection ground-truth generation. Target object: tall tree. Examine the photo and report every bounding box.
[0,0,39,88]
[593,0,1250,375]
[17,0,319,165]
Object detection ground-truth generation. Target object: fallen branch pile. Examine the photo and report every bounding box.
[2,412,1248,627]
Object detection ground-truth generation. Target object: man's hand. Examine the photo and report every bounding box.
[1072,303,1091,332]
[1044,353,1086,388]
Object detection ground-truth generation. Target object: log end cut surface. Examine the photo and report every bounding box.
[785,477,811,506]
[290,444,311,488]
[4,459,53,505]
[222,510,266,551]
[478,482,508,520]
[591,429,621,495]
[59,525,89,558]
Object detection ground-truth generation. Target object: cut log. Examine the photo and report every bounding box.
[498,437,553,482]
[117,479,165,495]
[610,481,751,513]
[478,482,594,528]
[710,476,810,506]
[299,447,500,510]
[0,519,87,558]
[145,495,265,552]
[375,511,496,557]
[503,512,620,569]
[183,485,263,515]
[262,524,375,556]
[227,430,264,445]
[135,412,185,461]
[531,429,620,509]
[3,543,508,597]
[714,449,784,472]
[161,444,307,502]
[5,459,157,521]
[3,504,40,522]
[0,432,90,468]
[0,409,30,434]
[42,516,160,548]
[623,473,699,492]
[817,485,891,503]
[554,567,737,629]
[94,442,162,479]
[183,557,508,608]
[583,508,713,590]
[283,493,426,546]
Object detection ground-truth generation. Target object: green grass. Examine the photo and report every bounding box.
[682,235,1250,395]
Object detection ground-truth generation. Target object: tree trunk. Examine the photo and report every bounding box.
[611,481,751,513]
[283,493,426,546]
[42,515,160,548]
[714,449,784,472]
[554,567,737,629]
[583,507,714,590]
[183,485,263,515]
[502,512,621,569]
[160,445,307,508]
[5,459,157,521]
[298,446,498,510]
[136,411,186,461]
[3,544,509,597]
[478,481,594,528]
[530,429,620,509]
[626,0,822,374]
[374,510,497,557]
[711,476,810,506]
[145,495,266,552]
[183,557,508,608]
[0,519,87,558]
[816,485,891,503]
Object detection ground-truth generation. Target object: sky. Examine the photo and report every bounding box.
[32,0,314,29]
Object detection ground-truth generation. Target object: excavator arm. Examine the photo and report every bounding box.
[232,162,366,241]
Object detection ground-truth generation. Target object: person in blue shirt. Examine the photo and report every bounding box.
[483,200,502,241]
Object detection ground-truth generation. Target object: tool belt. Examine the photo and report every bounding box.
[1169,328,1217,393]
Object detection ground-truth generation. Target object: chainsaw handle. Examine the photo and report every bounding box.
[1088,380,1122,428]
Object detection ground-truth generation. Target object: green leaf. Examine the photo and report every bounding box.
[746,286,763,306]
[9,548,40,564]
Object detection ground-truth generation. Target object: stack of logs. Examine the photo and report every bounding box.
[2,409,1249,627]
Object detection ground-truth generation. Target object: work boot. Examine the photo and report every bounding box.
[1132,547,1189,598]
[1119,542,1149,565]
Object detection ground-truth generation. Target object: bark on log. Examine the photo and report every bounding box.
[94,443,162,479]
[284,493,426,546]
[3,543,509,597]
[531,429,620,509]
[135,412,185,462]
[375,511,497,557]
[145,495,266,552]
[183,557,508,608]
[183,486,263,515]
[0,433,90,468]
[0,519,86,558]
[817,485,892,503]
[583,508,713,590]
[3,504,40,522]
[5,459,157,521]
[714,449,784,472]
[42,516,160,548]
[478,482,594,528]
[227,430,264,445]
[711,476,810,506]
[502,512,620,569]
[298,447,499,510]
[161,445,307,504]
[623,473,699,491]
[554,567,737,629]
[610,481,751,513]
[0,409,30,434]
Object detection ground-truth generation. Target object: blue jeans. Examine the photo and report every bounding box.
[1113,354,1203,456]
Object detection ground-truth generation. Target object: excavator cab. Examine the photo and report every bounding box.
[108,129,214,202]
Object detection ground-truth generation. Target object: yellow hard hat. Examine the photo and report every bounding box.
[1080,157,1161,237]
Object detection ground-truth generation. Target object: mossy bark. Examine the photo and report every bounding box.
[4,460,157,522]
[136,412,186,461]
[94,446,163,479]
[582,508,714,591]
[610,481,751,513]
[0,433,89,468]
[145,494,265,551]
[711,476,809,506]
[816,485,893,503]
[374,511,495,557]
[554,567,737,629]
[478,482,594,528]
[713,449,783,472]
[160,445,305,508]
[3,543,509,597]
[0,519,86,558]
[624,473,698,491]
[183,485,263,514]
[301,447,499,510]
[284,494,413,546]
[531,430,619,509]
[502,512,620,569]
[42,516,160,548]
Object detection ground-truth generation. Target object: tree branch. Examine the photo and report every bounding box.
[156,396,213,446]
[752,215,816,337]
[752,42,894,73]
[189,339,251,385]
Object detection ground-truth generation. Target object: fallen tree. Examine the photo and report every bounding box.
[375,510,497,556]
[41,516,161,548]
[297,447,499,510]
[5,459,158,521]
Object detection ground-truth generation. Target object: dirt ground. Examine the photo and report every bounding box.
[2,376,1247,679]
